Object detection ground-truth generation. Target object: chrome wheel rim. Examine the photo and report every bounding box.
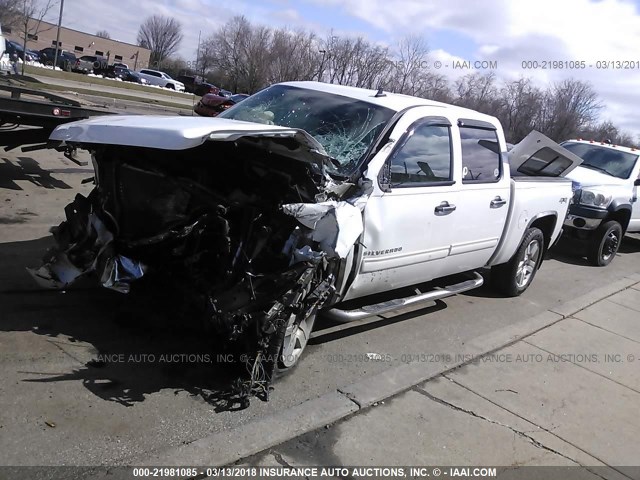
[516,239,541,288]
[601,230,620,262]
[281,309,316,368]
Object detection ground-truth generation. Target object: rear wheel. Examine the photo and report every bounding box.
[587,220,622,266]
[491,227,545,297]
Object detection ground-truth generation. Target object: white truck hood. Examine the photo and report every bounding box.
[567,165,628,187]
[508,131,583,177]
[49,115,328,156]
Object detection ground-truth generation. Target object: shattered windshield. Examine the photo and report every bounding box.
[562,142,638,179]
[219,84,395,174]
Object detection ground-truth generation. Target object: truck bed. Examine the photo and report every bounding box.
[489,177,572,267]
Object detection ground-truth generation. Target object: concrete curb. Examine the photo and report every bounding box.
[125,277,640,469]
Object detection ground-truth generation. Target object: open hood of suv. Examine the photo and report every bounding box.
[49,115,329,159]
[508,131,583,177]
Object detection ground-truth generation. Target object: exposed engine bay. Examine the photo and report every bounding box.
[29,135,371,401]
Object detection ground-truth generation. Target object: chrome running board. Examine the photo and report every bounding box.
[323,271,484,323]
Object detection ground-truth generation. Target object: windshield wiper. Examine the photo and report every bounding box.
[582,164,616,177]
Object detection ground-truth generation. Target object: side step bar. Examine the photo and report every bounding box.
[323,272,484,323]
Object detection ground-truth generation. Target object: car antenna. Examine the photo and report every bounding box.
[374,87,386,98]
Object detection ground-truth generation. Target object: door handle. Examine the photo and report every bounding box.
[490,196,507,208]
[435,201,456,215]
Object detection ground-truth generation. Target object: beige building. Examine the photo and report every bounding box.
[1,19,151,69]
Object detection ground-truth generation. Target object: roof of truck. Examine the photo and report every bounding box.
[280,81,499,124]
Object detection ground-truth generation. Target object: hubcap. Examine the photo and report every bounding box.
[601,230,620,261]
[515,239,541,289]
[280,309,316,368]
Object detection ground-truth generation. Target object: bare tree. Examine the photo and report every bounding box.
[389,35,430,94]
[578,120,636,146]
[95,30,111,39]
[352,41,390,89]
[453,72,501,116]
[268,28,321,84]
[537,79,602,141]
[14,0,58,75]
[209,16,251,92]
[497,78,543,142]
[410,71,452,102]
[198,16,630,146]
[137,15,183,68]
[197,37,218,77]
[0,0,22,28]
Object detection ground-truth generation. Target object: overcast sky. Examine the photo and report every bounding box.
[52,0,640,139]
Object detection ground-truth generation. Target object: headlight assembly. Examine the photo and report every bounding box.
[578,189,612,208]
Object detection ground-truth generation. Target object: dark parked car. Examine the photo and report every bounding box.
[108,66,149,84]
[176,75,220,96]
[38,48,76,71]
[26,49,40,63]
[194,82,220,96]
[74,55,108,74]
[5,40,38,62]
[193,93,249,117]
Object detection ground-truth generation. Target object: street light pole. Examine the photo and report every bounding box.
[52,0,64,71]
[195,30,201,77]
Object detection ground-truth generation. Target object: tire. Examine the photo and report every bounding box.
[587,220,622,267]
[275,307,317,375]
[166,83,175,90]
[491,227,545,297]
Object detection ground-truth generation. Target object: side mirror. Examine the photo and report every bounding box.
[635,178,640,186]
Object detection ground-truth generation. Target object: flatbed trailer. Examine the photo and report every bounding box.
[0,84,114,160]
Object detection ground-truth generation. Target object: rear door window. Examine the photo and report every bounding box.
[459,126,501,183]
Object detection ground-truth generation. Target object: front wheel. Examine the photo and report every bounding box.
[491,227,545,297]
[587,220,622,267]
[276,307,317,373]
[166,83,175,90]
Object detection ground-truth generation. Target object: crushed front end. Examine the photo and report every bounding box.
[30,133,369,400]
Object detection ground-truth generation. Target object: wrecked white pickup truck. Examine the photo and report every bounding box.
[30,81,583,395]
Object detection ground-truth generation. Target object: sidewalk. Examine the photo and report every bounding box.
[238,283,640,477]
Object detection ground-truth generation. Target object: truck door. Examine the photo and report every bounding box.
[345,114,460,300]
[443,119,511,274]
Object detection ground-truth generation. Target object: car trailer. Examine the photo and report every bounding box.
[0,84,114,164]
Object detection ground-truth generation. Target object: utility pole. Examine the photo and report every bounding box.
[194,30,201,77]
[52,0,64,71]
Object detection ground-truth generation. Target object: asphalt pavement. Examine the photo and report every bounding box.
[1,145,640,476]
[240,284,640,479]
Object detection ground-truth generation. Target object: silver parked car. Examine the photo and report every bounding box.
[136,69,185,91]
